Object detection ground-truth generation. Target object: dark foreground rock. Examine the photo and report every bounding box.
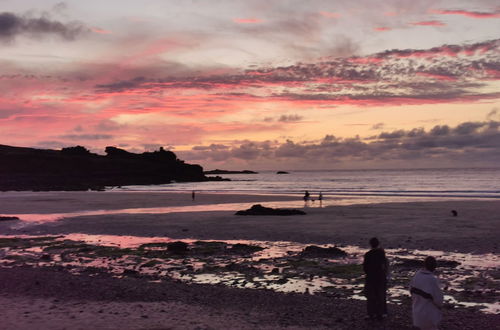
[227,243,264,254]
[235,204,306,216]
[0,216,20,221]
[166,241,189,254]
[0,266,497,330]
[300,245,348,258]
[0,144,207,191]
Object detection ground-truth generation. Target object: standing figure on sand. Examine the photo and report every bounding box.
[410,256,444,330]
[303,191,310,206]
[362,237,389,321]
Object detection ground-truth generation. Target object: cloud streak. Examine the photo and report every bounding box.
[410,20,446,26]
[233,18,263,24]
[433,9,500,19]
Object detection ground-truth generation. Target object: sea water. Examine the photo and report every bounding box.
[115,168,500,201]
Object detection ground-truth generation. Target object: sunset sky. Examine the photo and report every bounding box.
[1,0,500,169]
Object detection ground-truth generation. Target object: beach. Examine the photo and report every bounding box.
[1,191,499,329]
[1,191,498,253]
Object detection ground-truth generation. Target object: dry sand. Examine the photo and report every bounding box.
[1,191,499,329]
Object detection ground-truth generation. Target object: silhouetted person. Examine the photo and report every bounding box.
[451,210,458,217]
[363,237,388,321]
[318,192,323,207]
[192,190,196,201]
[410,256,443,330]
[303,190,310,206]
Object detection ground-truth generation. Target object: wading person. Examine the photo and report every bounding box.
[362,237,388,321]
[410,256,443,330]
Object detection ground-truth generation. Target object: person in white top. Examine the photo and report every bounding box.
[409,256,444,330]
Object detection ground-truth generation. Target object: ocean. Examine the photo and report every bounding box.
[115,168,500,204]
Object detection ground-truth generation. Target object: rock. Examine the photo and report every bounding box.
[235,204,306,216]
[204,169,258,174]
[228,243,264,254]
[299,245,347,258]
[192,241,227,255]
[122,269,139,276]
[0,216,20,221]
[276,171,289,174]
[167,241,189,254]
[40,254,51,261]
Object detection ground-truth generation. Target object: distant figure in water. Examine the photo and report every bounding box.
[451,210,458,217]
[303,191,310,205]
[318,192,323,207]
[192,190,196,201]
[363,237,388,321]
[410,256,443,330]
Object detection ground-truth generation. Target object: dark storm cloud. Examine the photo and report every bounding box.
[0,12,88,42]
[182,121,500,166]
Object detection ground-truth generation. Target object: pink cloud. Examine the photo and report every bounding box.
[410,20,446,27]
[233,18,263,24]
[91,27,112,34]
[319,11,341,18]
[374,27,392,32]
[432,9,500,18]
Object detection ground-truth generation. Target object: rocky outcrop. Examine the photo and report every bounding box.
[204,169,258,174]
[235,204,306,216]
[0,144,210,191]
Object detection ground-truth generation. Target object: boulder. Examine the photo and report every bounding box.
[299,245,347,258]
[167,241,189,254]
[235,204,306,216]
[228,243,264,254]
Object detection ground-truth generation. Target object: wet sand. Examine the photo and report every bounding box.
[1,191,499,329]
[1,191,498,253]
